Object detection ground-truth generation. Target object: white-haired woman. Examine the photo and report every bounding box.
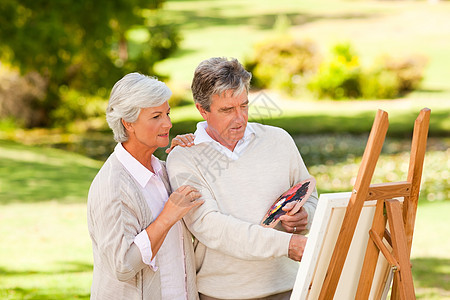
[87,73,203,300]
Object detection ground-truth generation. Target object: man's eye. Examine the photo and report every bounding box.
[153,115,161,119]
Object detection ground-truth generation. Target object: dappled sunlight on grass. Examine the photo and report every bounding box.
[0,130,448,298]
[297,135,449,202]
[0,140,102,204]
[0,202,92,299]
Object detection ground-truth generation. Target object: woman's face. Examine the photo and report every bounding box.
[127,101,172,151]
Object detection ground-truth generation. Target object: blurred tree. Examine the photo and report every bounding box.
[0,0,180,127]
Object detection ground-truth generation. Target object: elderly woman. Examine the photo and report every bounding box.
[87,73,203,300]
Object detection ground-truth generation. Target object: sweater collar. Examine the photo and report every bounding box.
[193,121,255,146]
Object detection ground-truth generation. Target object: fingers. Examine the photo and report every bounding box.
[280,207,308,233]
[173,186,202,206]
[175,134,195,146]
[191,198,205,208]
[188,191,201,202]
[283,223,307,234]
[176,185,198,195]
[282,201,296,211]
[166,134,195,153]
[184,133,195,145]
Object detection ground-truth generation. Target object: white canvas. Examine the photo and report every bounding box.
[291,192,394,300]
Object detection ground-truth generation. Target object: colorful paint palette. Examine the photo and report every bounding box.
[261,177,316,228]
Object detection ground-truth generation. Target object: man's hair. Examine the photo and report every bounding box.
[191,57,252,111]
[106,72,172,142]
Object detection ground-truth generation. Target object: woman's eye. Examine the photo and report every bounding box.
[153,115,161,119]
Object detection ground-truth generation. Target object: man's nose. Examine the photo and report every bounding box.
[234,108,246,123]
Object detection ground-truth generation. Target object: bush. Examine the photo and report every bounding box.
[0,67,47,127]
[244,36,320,93]
[360,69,400,99]
[308,43,427,100]
[377,54,427,95]
[50,87,107,128]
[307,43,362,99]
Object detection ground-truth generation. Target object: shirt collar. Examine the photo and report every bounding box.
[114,143,163,188]
[193,121,255,146]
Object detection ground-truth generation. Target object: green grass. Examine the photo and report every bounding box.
[0,140,102,203]
[1,130,449,299]
[412,201,450,299]
[0,202,92,300]
[157,0,450,99]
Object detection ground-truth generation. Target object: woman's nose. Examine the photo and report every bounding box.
[164,114,173,129]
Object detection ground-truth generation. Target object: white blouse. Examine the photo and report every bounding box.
[115,143,187,299]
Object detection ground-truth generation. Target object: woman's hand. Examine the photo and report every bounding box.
[162,185,204,225]
[165,134,195,153]
[146,185,203,259]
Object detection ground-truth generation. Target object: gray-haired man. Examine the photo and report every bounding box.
[167,57,318,300]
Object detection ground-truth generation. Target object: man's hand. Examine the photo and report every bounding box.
[165,134,195,153]
[288,234,307,262]
[279,203,308,234]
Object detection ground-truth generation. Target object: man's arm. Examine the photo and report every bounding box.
[167,148,295,261]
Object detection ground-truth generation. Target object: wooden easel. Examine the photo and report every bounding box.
[318,108,431,300]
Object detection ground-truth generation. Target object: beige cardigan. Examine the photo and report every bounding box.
[87,152,198,300]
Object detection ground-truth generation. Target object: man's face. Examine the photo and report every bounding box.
[196,90,249,151]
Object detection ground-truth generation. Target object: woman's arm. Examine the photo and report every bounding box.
[145,185,203,259]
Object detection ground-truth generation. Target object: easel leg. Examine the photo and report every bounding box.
[386,200,416,300]
[356,199,386,299]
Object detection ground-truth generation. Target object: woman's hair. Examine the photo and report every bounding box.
[106,72,172,142]
[191,57,252,111]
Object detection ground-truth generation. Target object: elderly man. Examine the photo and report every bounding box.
[167,57,318,300]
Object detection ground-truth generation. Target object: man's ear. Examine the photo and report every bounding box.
[195,103,209,121]
[121,119,134,132]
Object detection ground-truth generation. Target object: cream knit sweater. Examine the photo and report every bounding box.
[167,123,318,299]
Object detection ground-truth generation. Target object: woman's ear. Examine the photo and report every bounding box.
[121,119,134,132]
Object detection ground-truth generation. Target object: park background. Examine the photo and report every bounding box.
[0,0,449,299]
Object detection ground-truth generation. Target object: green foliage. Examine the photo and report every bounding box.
[0,0,180,127]
[307,43,362,99]
[50,88,107,128]
[308,43,427,100]
[246,38,427,100]
[360,69,399,99]
[244,36,320,93]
